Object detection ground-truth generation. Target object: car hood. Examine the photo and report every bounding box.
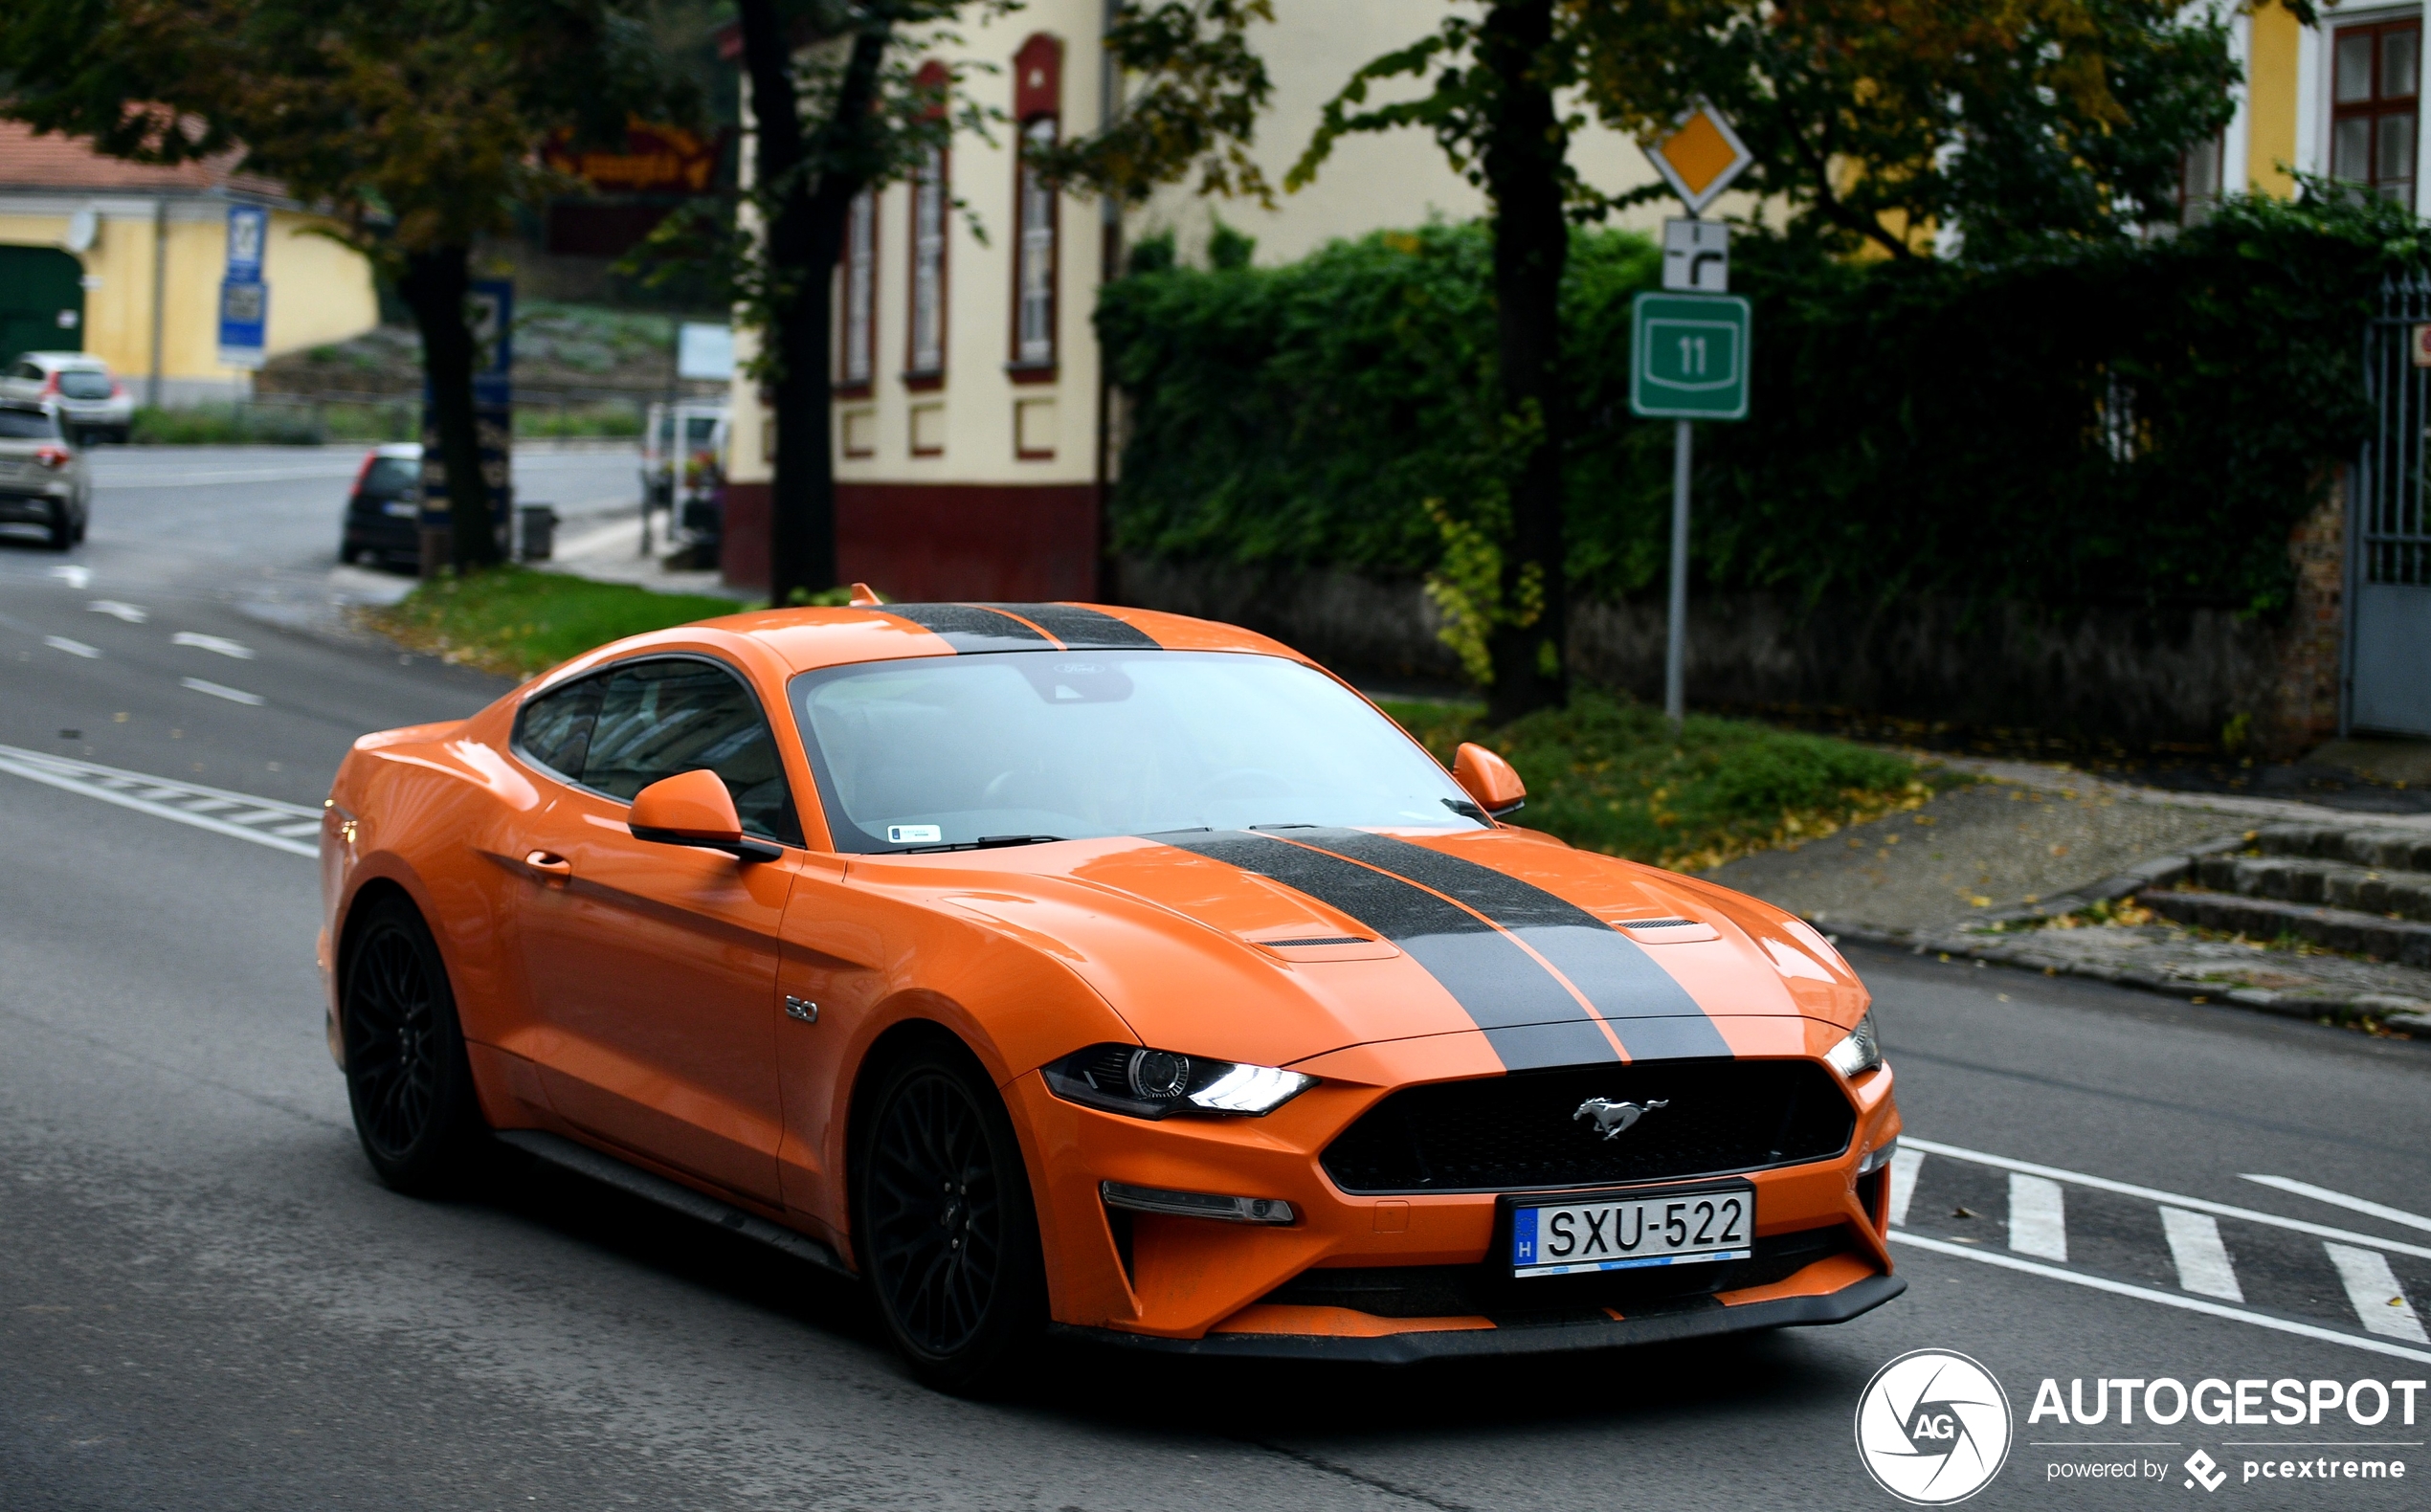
[857,826,1871,1073]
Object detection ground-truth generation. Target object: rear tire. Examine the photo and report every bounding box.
[340,896,487,1194]
[44,501,72,550]
[853,1040,1048,1395]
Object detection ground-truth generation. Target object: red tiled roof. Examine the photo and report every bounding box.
[0,120,285,198]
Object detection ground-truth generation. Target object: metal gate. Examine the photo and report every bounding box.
[2352,274,2431,736]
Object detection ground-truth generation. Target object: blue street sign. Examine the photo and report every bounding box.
[216,278,268,368]
[224,205,268,281]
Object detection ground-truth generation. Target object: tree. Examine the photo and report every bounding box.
[1045,0,2244,720]
[0,0,682,568]
[1572,0,2244,259]
[718,0,1007,606]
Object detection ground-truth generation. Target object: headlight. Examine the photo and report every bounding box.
[1044,1042,1315,1120]
[1825,1012,1884,1078]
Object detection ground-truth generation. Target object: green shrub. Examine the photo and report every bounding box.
[1098,193,2428,617]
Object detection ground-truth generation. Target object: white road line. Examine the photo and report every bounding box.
[0,750,318,857]
[2326,1244,2430,1344]
[1889,1145,1924,1227]
[97,466,363,487]
[43,635,100,658]
[2161,1208,2243,1301]
[1890,1232,2431,1367]
[2242,1175,2431,1235]
[2010,1173,2068,1260]
[1903,1136,2431,1261]
[180,678,265,705]
[171,631,255,659]
[48,565,91,589]
[87,600,146,623]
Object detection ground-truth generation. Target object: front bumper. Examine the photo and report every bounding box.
[1011,1022,1904,1352]
[1052,1269,1906,1363]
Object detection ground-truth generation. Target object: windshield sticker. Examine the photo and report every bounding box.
[886,824,944,844]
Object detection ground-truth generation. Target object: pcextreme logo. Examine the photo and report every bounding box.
[1856,1349,2016,1505]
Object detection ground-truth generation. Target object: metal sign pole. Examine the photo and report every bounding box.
[1666,418,1692,725]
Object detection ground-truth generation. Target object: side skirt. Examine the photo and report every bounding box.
[495,1128,854,1279]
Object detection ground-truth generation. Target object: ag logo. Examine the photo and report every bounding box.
[1855,1349,2014,1504]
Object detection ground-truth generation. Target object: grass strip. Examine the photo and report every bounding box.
[1380,689,1952,870]
[370,566,750,678]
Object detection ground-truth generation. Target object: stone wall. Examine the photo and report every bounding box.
[1110,473,2349,757]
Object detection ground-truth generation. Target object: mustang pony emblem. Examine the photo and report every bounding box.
[1573,1097,1669,1140]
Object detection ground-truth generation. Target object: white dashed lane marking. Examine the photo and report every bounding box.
[0,745,322,856]
[87,600,146,623]
[180,678,266,706]
[43,635,100,658]
[171,632,255,659]
[1895,1137,2431,1361]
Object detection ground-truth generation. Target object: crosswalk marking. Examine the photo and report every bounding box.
[2009,1173,2068,1260]
[2242,1175,2431,1235]
[1889,1145,1924,1227]
[0,744,321,857]
[2326,1244,2430,1345]
[2161,1208,2243,1301]
[1902,1136,2431,1261]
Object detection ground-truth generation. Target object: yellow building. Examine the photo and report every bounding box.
[0,122,379,406]
[2197,1,2420,209]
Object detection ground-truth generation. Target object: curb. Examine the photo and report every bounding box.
[1821,921,2431,1039]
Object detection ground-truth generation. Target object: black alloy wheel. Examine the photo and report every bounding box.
[342,897,484,1193]
[855,1044,1046,1394]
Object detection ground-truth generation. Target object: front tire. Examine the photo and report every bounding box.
[853,1041,1048,1395]
[340,896,486,1194]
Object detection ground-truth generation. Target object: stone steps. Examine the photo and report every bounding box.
[2190,853,2431,922]
[2136,891,2431,968]
[2249,821,2431,871]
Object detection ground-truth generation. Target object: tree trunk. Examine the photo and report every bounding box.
[397,245,499,571]
[736,0,890,605]
[1479,0,1570,724]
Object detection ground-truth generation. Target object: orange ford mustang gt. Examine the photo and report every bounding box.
[318,600,1904,1390]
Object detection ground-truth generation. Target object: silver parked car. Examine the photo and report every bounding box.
[0,400,92,549]
[0,352,135,446]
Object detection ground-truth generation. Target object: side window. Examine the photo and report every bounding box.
[514,677,603,779]
[581,659,802,846]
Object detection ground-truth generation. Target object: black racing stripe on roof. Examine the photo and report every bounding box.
[980,603,1162,649]
[879,603,1056,653]
[1283,829,1733,1060]
[1155,831,1617,1070]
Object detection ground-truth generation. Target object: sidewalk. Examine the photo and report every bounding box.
[1703,757,2431,1037]
[532,505,754,602]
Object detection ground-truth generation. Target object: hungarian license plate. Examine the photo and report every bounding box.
[1509,1183,1753,1278]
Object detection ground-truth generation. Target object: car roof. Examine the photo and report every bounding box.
[602,602,1305,678]
[16,352,107,369]
[369,442,421,458]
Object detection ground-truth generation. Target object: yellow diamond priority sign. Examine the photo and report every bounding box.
[1643,102,1753,215]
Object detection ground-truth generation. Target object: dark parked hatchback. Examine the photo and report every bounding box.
[340,444,423,569]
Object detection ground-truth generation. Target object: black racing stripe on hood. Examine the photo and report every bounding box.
[980,603,1162,649]
[1282,829,1734,1061]
[879,603,1055,653]
[1156,831,1617,1070]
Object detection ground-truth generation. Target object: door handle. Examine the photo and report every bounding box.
[523,850,572,879]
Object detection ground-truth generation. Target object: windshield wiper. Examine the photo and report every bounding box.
[892,834,1068,854]
[1441,798,1489,822]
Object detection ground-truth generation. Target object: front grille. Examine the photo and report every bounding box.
[1261,1224,1857,1323]
[1321,1057,1854,1193]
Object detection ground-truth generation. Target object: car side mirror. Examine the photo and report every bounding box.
[1453,742,1527,819]
[629,769,780,860]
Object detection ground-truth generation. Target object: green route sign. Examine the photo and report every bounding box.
[1630,293,1751,420]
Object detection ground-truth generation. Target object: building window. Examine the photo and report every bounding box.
[840,188,877,390]
[1010,33,1061,377]
[2179,131,2225,224]
[907,146,948,381]
[2333,20,2420,208]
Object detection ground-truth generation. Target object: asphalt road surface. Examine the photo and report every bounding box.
[4,454,2428,1510]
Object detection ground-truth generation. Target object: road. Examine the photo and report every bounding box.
[3,453,2428,1509]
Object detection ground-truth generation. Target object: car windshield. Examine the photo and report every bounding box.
[0,408,59,439]
[789,650,1486,852]
[363,456,419,495]
[56,368,111,400]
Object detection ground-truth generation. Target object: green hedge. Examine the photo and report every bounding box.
[1097,196,2426,614]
